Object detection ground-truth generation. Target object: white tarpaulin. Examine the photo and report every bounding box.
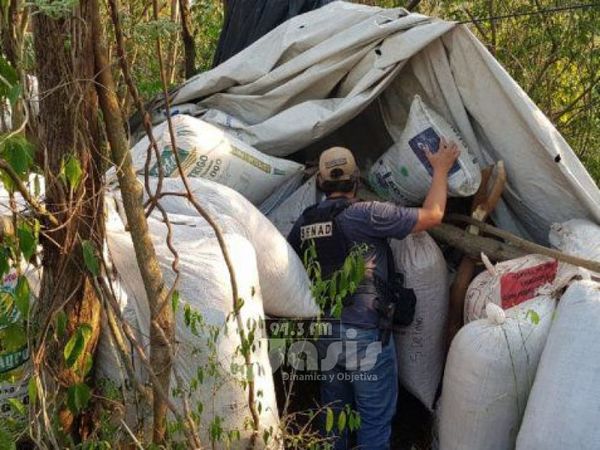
[151,1,600,244]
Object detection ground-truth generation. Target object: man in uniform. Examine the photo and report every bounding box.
[287,139,459,450]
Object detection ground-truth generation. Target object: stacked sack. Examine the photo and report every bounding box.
[0,270,30,418]
[98,200,282,447]
[369,95,481,205]
[390,232,448,410]
[130,176,319,318]
[439,297,556,450]
[267,175,322,237]
[0,265,41,422]
[464,253,580,323]
[549,219,600,275]
[0,175,43,422]
[118,114,304,206]
[517,280,600,450]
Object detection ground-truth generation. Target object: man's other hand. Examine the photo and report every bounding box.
[425,138,460,174]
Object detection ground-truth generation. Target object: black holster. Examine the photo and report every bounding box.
[375,272,416,346]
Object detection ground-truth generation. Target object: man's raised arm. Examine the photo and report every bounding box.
[412,138,460,233]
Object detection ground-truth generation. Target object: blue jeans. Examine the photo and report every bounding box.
[316,323,398,450]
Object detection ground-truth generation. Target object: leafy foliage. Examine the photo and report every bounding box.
[63,324,93,370]
[303,240,368,318]
[81,240,100,277]
[0,135,34,191]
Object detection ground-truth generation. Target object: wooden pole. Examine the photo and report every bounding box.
[445,214,600,273]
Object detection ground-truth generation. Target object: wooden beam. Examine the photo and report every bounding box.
[446,214,600,273]
[429,223,525,261]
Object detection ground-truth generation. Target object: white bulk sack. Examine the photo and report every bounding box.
[369,95,480,205]
[267,175,323,237]
[124,114,304,205]
[549,219,600,264]
[101,210,280,447]
[0,270,29,419]
[133,177,319,318]
[0,266,41,420]
[464,254,579,323]
[439,298,555,450]
[390,232,448,410]
[517,280,600,450]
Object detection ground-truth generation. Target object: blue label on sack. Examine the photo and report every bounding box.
[408,127,460,176]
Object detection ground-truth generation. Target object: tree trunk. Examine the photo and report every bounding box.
[94,0,175,443]
[31,0,103,433]
[179,0,196,79]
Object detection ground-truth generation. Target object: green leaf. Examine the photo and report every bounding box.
[28,376,38,406]
[7,397,26,415]
[1,324,27,349]
[0,247,9,277]
[63,324,92,368]
[82,240,99,276]
[55,311,67,338]
[171,290,180,313]
[262,428,271,444]
[337,410,347,432]
[66,382,91,413]
[0,135,34,188]
[0,428,16,450]
[7,84,21,107]
[0,55,18,86]
[82,353,93,377]
[526,309,540,325]
[17,222,37,261]
[325,407,334,433]
[0,55,18,108]
[63,154,83,190]
[13,276,30,317]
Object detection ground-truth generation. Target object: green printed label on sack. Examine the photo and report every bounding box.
[149,147,191,177]
[0,271,20,330]
[230,147,271,174]
[0,346,28,374]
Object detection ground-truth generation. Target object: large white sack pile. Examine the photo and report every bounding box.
[121,114,304,205]
[549,219,600,267]
[390,232,448,411]
[98,205,280,447]
[258,170,305,215]
[464,253,580,323]
[439,297,555,450]
[369,95,481,205]
[517,280,600,450]
[126,176,319,318]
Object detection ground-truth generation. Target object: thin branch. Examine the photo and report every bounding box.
[552,75,600,122]
[149,0,261,444]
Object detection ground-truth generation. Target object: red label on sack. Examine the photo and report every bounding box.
[500,260,558,309]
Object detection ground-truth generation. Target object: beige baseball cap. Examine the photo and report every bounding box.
[318,146,358,181]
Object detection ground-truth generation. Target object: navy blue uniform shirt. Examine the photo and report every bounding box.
[288,198,418,328]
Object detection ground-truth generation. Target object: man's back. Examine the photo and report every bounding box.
[288,197,417,327]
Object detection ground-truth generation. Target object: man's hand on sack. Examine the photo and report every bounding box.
[425,138,460,174]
